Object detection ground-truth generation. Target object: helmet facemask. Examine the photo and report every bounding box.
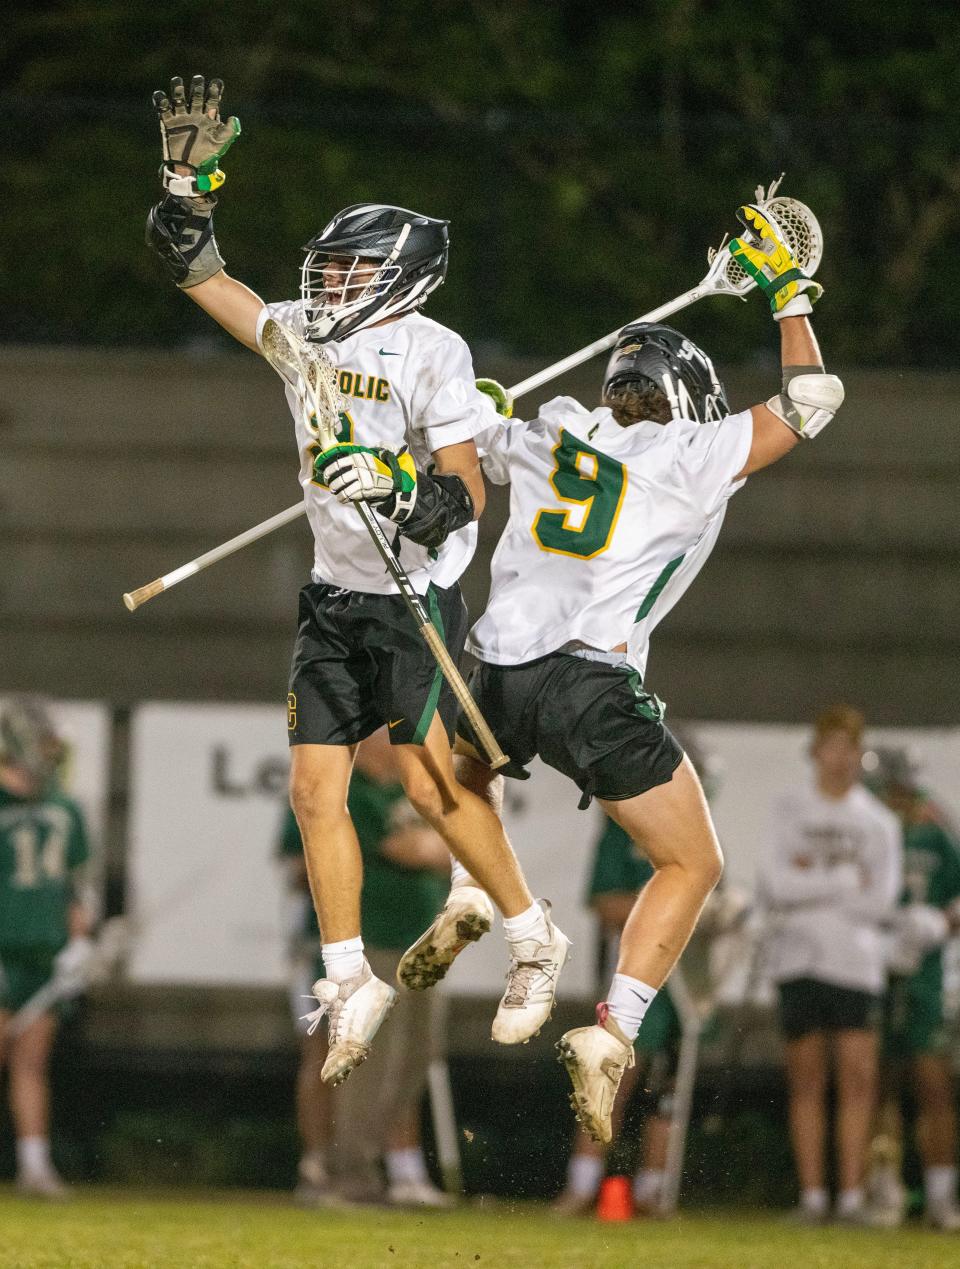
[300,204,449,343]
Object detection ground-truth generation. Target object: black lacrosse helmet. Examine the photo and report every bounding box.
[300,203,449,342]
[603,323,729,424]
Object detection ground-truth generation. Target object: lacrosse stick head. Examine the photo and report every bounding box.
[261,318,345,447]
[704,186,824,298]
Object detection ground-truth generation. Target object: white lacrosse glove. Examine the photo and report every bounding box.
[887,904,950,975]
[152,75,240,197]
[314,444,419,520]
[729,204,823,320]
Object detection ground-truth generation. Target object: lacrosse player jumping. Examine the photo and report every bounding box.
[398,201,843,1143]
[144,75,568,1083]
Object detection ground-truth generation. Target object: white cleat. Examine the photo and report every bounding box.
[556,1006,635,1145]
[387,1180,457,1209]
[927,1203,960,1232]
[491,902,570,1045]
[16,1169,70,1201]
[397,885,494,990]
[301,960,397,1087]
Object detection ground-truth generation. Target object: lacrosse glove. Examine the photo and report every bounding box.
[729,204,823,319]
[476,377,514,418]
[152,75,240,197]
[313,444,474,549]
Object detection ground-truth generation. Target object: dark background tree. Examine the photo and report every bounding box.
[4,0,959,364]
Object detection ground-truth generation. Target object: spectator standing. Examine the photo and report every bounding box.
[758,705,901,1225]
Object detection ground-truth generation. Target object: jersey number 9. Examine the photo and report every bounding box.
[532,430,627,560]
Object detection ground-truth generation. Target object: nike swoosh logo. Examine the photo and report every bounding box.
[388,718,405,728]
[379,348,401,356]
[630,990,650,1004]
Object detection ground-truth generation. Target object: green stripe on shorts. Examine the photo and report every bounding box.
[412,586,446,745]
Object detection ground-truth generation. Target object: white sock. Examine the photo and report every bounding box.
[605,973,658,1043]
[925,1165,957,1209]
[801,1186,829,1215]
[837,1186,864,1215]
[567,1152,603,1198]
[17,1136,51,1177]
[449,857,473,889]
[633,1167,665,1204]
[298,1150,328,1186]
[386,1147,430,1187]
[321,936,365,983]
[503,901,549,945]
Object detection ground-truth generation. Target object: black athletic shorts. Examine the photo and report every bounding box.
[288,580,468,748]
[456,654,683,809]
[778,977,882,1040]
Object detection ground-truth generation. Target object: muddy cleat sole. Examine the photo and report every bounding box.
[557,1009,635,1145]
[397,886,494,990]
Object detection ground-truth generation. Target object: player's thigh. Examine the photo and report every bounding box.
[9,1010,58,1072]
[599,756,723,882]
[393,713,465,822]
[289,743,357,823]
[912,1052,955,1110]
[834,1027,879,1096]
[784,1028,830,1091]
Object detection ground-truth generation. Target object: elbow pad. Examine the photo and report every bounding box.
[398,471,475,549]
[766,366,844,439]
[146,194,225,289]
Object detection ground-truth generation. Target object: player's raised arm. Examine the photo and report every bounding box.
[729,203,845,478]
[145,75,264,351]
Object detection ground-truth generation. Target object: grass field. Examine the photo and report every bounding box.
[2,1189,959,1269]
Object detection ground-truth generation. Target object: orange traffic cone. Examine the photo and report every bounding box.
[596,1175,633,1222]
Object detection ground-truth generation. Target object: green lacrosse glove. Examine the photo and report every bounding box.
[152,75,240,197]
[476,377,514,418]
[729,204,823,319]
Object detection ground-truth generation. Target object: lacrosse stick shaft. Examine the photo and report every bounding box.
[353,501,508,769]
[508,285,705,399]
[123,502,306,610]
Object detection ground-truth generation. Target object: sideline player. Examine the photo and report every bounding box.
[866,747,960,1230]
[144,75,567,1081]
[758,707,902,1225]
[0,699,93,1198]
[398,203,843,1141]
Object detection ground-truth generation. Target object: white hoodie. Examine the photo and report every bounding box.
[758,781,902,994]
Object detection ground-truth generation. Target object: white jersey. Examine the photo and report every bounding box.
[757,782,902,994]
[256,302,498,595]
[468,395,753,670]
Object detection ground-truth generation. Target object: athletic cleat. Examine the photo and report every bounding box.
[301,960,397,1086]
[926,1203,960,1232]
[16,1169,70,1201]
[397,885,494,990]
[491,902,570,1045]
[556,1006,635,1145]
[551,1187,597,1217]
[387,1180,456,1208]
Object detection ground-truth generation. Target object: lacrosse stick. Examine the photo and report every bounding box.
[6,917,130,1036]
[122,176,821,598]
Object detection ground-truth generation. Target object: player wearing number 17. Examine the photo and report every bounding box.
[144,75,568,1084]
[400,201,844,1143]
